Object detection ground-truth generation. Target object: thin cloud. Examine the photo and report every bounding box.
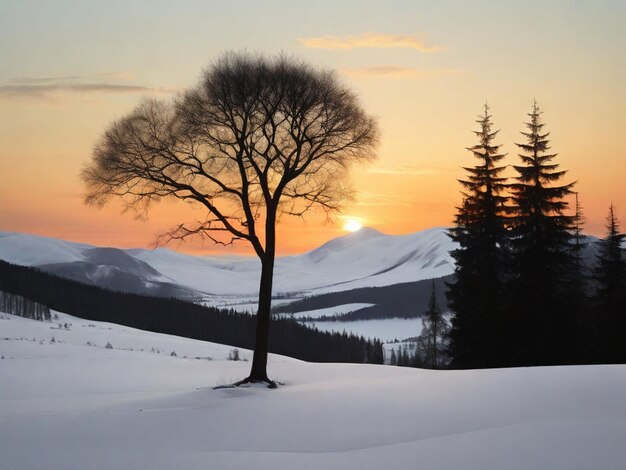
[298,33,442,52]
[8,72,136,85]
[0,80,176,100]
[8,76,82,85]
[342,66,462,79]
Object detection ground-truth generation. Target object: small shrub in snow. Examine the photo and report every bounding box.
[228,349,240,361]
[50,337,55,344]
[105,342,113,349]
[170,351,177,357]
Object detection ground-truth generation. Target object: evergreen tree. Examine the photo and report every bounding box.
[417,280,450,368]
[569,193,592,361]
[390,348,397,366]
[448,104,509,368]
[401,347,410,367]
[571,193,587,279]
[397,345,404,366]
[594,204,626,361]
[507,101,576,365]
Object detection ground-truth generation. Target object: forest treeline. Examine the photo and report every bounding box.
[274,276,451,321]
[0,260,383,364]
[448,102,625,368]
[0,290,51,321]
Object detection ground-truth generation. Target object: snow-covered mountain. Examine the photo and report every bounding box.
[0,227,456,301]
[0,232,196,298]
[0,228,602,328]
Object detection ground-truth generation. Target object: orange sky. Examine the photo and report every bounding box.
[1,1,624,254]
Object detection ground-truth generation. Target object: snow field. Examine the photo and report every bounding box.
[308,317,423,342]
[2,311,626,469]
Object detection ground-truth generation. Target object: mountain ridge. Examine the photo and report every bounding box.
[0,227,602,306]
[0,227,456,300]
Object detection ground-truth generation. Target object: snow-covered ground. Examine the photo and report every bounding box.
[290,303,375,319]
[2,312,626,470]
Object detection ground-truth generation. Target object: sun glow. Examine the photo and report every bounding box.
[343,218,363,232]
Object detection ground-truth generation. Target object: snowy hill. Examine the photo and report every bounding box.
[0,232,197,298]
[2,311,626,470]
[0,227,456,299]
[129,226,457,297]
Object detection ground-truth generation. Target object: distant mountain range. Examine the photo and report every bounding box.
[0,227,454,297]
[0,228,602,318]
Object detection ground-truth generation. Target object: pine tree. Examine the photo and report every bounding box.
[397,345,404,366]
[571,193,587,278]
[417,280,450,368]
[507,101,576,365]
[402,348,410,367]
[448,104,509,368]
[390,348,397,366]
[569,193,591,361]
[594,204,626,361]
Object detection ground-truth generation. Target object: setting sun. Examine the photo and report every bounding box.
[343,218,363,232]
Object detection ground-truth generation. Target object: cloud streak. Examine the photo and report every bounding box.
[0,73,175,100]
[298,33,442,52]
[7,72,137,85]
[341,66,461,79]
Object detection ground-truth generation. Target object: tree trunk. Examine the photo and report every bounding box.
[242,213,277,387]
[245,256,274,383]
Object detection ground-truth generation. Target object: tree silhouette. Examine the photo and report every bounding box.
[594,204,626,361]
[448,104,509,367]
[571,193,587,274]
[568,192,592,359]
[83,53,378,386]
[507,101,576,365]
[390,348,397,366]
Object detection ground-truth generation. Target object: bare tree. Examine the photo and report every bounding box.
[82,53,378,387]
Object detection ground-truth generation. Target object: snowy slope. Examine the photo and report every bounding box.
[275,227,455,294]
[2,311,626,470]
[0,232,197,297]
[0,227,456,298]
[0,232,91,266]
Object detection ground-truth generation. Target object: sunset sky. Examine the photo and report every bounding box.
[1,0,624,254]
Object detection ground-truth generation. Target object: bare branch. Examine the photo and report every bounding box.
[83,53,379,257]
